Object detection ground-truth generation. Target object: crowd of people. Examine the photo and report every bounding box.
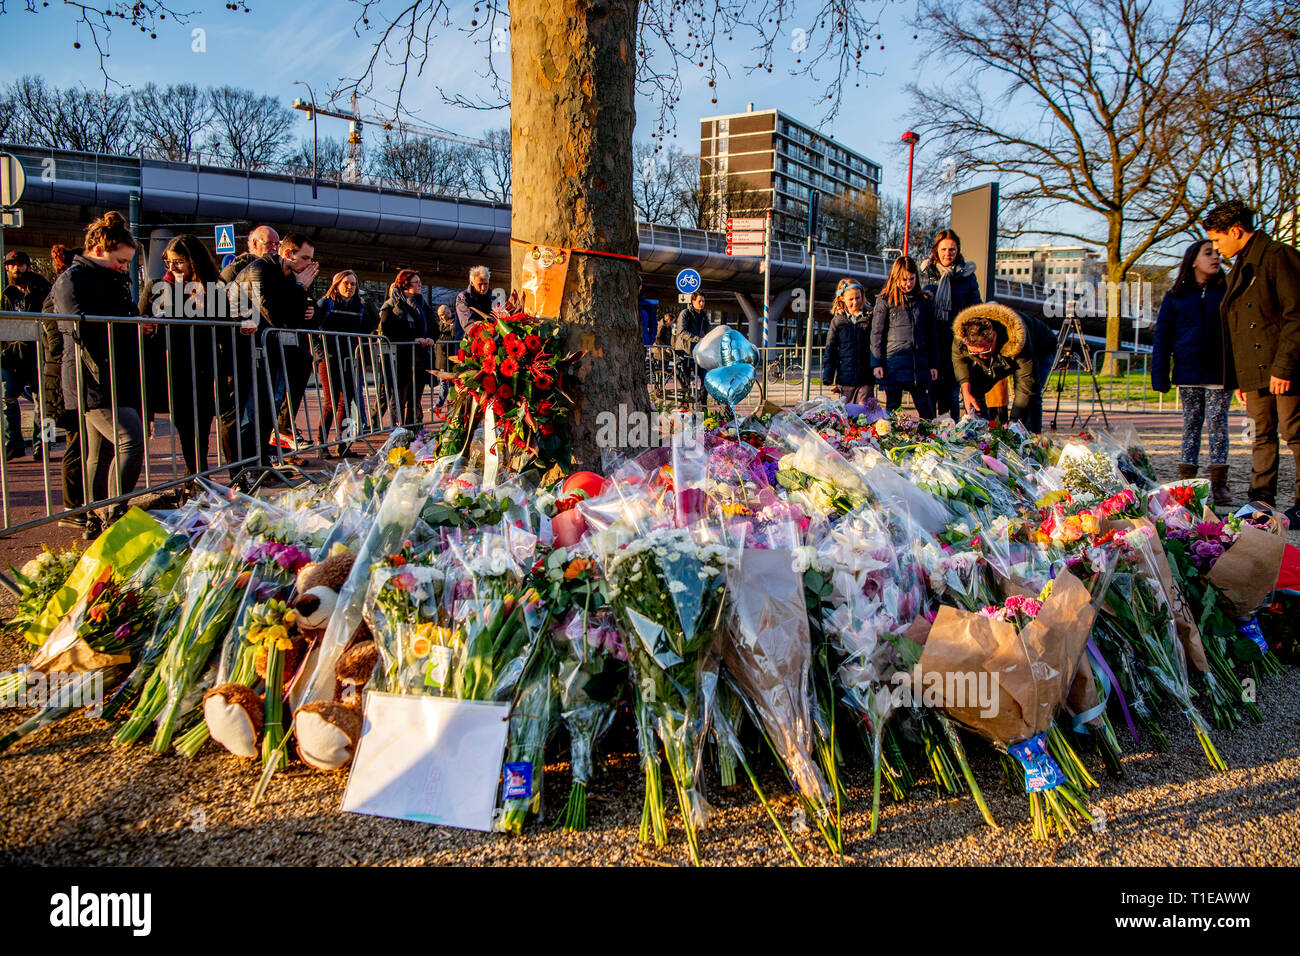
[659,203,1300,522]
[0,213,492,539]
[819,230,1057,430]
[3,197,1298,537]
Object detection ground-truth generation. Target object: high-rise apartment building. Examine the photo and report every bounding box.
[698,105,882,243]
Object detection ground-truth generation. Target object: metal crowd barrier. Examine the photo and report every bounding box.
[0,308,437,538]
[257,327,408,475]
[0,310,267,537]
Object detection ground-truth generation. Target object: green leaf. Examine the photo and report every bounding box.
[1232,634,1265,663]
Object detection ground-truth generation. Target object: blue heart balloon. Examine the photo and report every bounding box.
[719,329,758,367]
[705,363,756,407]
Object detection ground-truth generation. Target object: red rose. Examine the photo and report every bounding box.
[540,424,555,437]
[496,384,514,400]
[481,374,497,393]
[499,357,520,377]
[534,372,553,390]
[493,399,505,415]
[524,334,542,352]
[456,348,466,362]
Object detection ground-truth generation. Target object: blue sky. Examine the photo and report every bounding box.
[0,1,929,186]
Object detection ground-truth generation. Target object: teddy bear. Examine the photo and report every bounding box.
[203,549,379,771]
[292,625,378,771]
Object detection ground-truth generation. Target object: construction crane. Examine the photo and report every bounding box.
[290,91,490,182]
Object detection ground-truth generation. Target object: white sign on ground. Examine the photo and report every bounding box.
[341,692,510,831]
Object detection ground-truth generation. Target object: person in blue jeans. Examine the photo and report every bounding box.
[1151,238,1231,505]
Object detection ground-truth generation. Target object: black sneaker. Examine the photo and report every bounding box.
[83,515,103,541]
[58,514,88,531]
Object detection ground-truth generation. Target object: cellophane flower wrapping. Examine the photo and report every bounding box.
[291,461,443,712]
[446,521,540,701]
[113,509,249,748]
[364,533,453,696]
[816,505,927,752]
[721,540,832,814]
[766,412,872,522]
[216,503,323,687]
[552,606,626,792]
[606,526,730,849]
[439,519,555,830]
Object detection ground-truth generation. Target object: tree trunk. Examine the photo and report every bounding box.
[509,0,650,470]
[1102,214,1124,376]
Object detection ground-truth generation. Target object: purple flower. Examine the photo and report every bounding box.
[114,623,132,641]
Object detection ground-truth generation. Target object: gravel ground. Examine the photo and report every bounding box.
[1,412,1298,866]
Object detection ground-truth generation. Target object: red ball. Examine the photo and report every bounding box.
[561,471,606,501]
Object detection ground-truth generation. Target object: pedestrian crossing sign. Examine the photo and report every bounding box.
[215,224,236,256]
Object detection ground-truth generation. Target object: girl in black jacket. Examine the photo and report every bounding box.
[1151,238,1230,503]
[872,256,938,417]
[822,278,874,404]
[378,269,434,425]
[314,270,369,454]
[49,212,143,529]
[141,234,220,482]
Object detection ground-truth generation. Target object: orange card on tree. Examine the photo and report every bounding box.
[520,244,569,319]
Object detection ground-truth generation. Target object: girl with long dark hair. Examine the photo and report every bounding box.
[378,269,434,425]
[314,270,368,455]
[1151,238,1230,505]
[872,256,938,417]
[141,233,221,482]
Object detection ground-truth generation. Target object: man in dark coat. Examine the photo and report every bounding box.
[224,233,316,476]
[454,265,493,342]
[952,302,1054,431]
[673,291,710,404]
[3,251,51,458]
[1205,200,1300,519]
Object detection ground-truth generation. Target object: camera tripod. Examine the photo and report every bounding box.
[1049,313,1109,431]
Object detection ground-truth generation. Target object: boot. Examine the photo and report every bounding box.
[1208,465,1231,508]
[1177,462,1198,481]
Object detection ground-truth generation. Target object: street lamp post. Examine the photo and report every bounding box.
[294,80,318,199]
[901,131,920,259]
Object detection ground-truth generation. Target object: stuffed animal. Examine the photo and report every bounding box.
[291,550,357,636]
[292,625,378,771]
[287,548,379,770]
[202,598,307,760]
[204,549,379,770]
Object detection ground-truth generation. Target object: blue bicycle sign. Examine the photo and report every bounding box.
[675,269,702,294]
